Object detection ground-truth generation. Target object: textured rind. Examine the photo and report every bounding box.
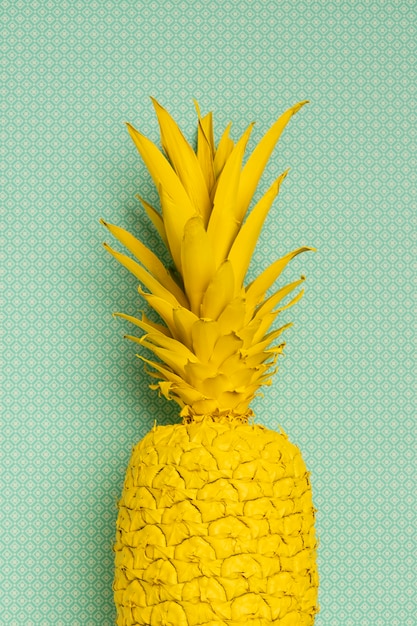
[114,421,319,625]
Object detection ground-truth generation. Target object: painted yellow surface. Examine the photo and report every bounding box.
[102,99,315,420]
[114,421,319,625]
[103,100,319,624]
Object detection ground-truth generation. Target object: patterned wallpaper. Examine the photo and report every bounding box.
[2,1,416,624]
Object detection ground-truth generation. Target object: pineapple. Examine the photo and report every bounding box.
[102,98,319,625]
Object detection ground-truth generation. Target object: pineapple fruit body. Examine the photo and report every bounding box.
[114,420,318,625]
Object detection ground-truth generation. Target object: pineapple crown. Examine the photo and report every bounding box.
[102,98,315,422]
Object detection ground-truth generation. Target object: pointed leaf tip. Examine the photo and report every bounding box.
[151,97,211,224]
[294,99,309,108]
[237,101,309,221]
[193,99,201,117]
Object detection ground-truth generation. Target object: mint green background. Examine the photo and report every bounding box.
[2,1,416,624]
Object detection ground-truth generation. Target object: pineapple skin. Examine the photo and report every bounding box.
[114,419,319,625]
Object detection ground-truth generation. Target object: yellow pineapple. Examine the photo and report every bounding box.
[102,98,319,625]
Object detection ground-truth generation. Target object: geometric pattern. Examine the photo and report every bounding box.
[1,1,415,624]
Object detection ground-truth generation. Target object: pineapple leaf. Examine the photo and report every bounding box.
[103,242,185,308]
[139,339,192,378]
[194,101,215,200]
[113,312,171,337]
[200,260,235,320]
[172,306,200,350]
[135,193,169,248]
[194,100,215,156]
[213,121,234,179]
[151,97,211,224]
[207,123,255,267]
[126,121,195,223]
[101,219,188,307]
[181,216,216,316]
[158,185,197,274]
[138,288,178,336]
[254,277,306,321]
[139,332,198,362]
[191,319,220,363]
[245,246,315,312]
[236,100,309,222]
[252,287,306,342]
[227,169,289,291]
